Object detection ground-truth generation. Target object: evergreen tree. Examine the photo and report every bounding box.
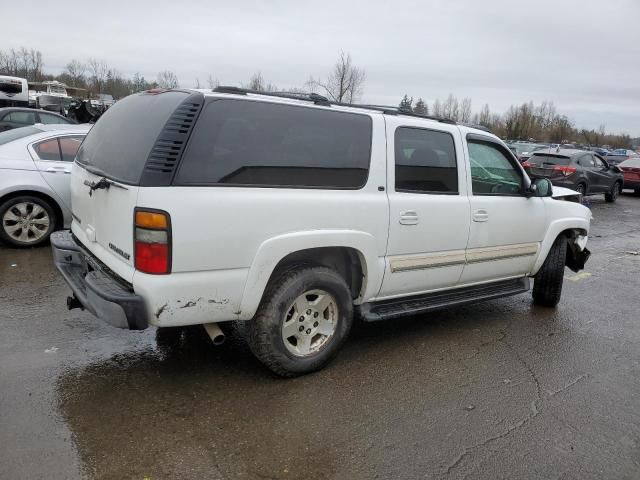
[414,98,428,115]
[399,94,413,112]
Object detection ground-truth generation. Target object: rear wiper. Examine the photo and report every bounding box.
[84,177,128,196]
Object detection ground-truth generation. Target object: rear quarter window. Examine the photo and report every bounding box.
[175,99,372,189]
[75,91,189,184]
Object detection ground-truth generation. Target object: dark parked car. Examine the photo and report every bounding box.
[605,149,640,166]
[0,107,74,132]
[619,157,640,194]
[523,149,624,202]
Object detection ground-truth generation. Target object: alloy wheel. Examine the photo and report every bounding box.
[2,201,51,244]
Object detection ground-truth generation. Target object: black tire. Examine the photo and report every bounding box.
[0,195,57,247]
[532,235,567,307]
[575,183,586,201]
[247,264,353,377]
[605,181,621,203]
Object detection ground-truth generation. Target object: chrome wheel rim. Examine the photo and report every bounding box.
[281,289,338,357]
[2,202,50,244]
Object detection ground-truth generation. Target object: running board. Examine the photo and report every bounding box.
[358,277,530,322]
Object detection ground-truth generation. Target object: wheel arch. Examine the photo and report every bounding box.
[532,220,589,275]
[238,230,384,320]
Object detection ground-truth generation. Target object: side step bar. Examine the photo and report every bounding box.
[357,277,530,322]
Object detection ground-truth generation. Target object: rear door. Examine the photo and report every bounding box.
[592,155,614,191]
[70,90,194,283]
[30,135,84,209]
[378,118,470,298]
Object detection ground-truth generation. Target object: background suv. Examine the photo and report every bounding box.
[524,149,624,201]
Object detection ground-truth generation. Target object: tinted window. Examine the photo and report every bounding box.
[468,140,523,195]
[530,154,571,166]
[76,91,189,184]
[394,127,458,193]
[39,113,70,125]
[59,135,84,161]
[176,100,372,188]
[7,111,35,124]
[34,138,61,161]
[578,154,595,167]
[0,126,40,145]
[593,156,605,168]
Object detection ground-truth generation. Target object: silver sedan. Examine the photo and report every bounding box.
[0,123,92,247]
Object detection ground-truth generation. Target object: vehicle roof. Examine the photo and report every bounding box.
[196,88,495,138]
[31,123,92,133]
[0,107,67,118]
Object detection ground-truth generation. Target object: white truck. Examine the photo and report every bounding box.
[51,87,591,376]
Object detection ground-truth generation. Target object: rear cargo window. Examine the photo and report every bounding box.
[175,99,372,189]
[75,91,189,184]
[530,155,572,166]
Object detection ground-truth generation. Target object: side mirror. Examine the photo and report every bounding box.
[530,178,553,197]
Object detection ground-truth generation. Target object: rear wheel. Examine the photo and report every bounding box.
[532,236,567,307]
[0,195,56,247]
[605,181,621,203]
[248,264,353,377]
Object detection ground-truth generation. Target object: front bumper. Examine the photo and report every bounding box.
[50,231,148,330]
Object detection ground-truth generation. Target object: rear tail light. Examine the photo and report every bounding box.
[552,166,577,176]
[134,209,171,274]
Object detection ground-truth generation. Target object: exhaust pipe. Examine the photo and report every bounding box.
[204,323,226,346]
[66,295,84,311]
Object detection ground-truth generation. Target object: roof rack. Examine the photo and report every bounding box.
[211,86,457,125]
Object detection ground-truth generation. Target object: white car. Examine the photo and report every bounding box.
[51,88,591,376]
[0,124,91,246]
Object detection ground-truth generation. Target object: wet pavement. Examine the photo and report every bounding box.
[1,194,640,480]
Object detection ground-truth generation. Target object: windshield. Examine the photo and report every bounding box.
[0,78,23,94]
[0,126,40,146]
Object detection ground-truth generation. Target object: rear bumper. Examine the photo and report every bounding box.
[50,230,148,330]
[623,180,640,189]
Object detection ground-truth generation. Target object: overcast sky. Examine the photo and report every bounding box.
[5,0,640,135]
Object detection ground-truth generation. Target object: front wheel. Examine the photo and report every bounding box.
[532,236,567,307]
[248,265,354,377]
[604,181,621,203]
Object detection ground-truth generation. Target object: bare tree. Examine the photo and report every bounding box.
[207,74,219,89]
[479,103,491,127]
[0,47,43,81]
[64,60,86,87]
[308,51,365,103]
[157,70,179,89]
[87,58,109,93]
[460,97,472,122]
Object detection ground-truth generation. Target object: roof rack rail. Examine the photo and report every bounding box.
[211,86,457,124]
[213,86,330,106]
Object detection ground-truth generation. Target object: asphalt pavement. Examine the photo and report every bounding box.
[1,193,640,480]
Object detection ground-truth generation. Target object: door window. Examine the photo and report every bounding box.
[593,156,605,168]
[39,113,71,125]
[468,139,524,195]
[33,138,61,161]
[59,136,84,161]
[7,111,36,125]
[394,127,458,194]
[578,154,595,167]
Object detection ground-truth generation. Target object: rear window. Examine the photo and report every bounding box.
[175,99,372,189]
[0,126,40,145]
[620,158,640,168]
[75,91,189,184]
[530,154,572,166]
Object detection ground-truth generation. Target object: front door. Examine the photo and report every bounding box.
[460,134,546,285]
[378,119,471,299]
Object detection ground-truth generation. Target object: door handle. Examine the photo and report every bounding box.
[473,209,489,222]
[45,167,71,174]
[399,210,419,225]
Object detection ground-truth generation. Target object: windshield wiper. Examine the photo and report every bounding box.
[84,177,128,196]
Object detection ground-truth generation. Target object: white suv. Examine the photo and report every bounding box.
[51,87,591,376]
